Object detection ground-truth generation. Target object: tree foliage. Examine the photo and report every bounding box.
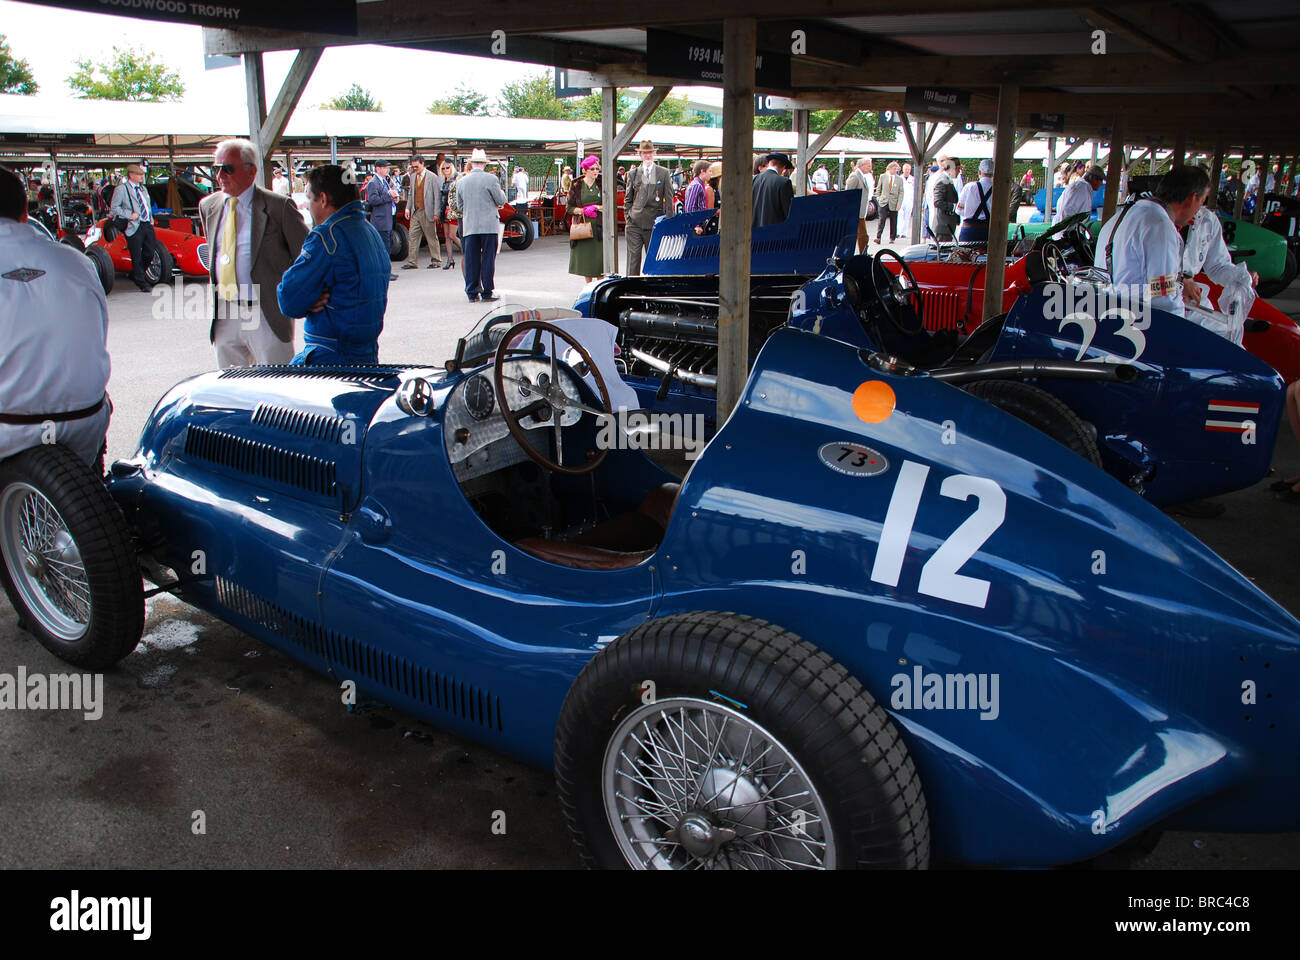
[429,84,489,116]
[573,90,707,126]
[0,35,37,95]
[755,109,897,142]
[67,46,183,101]
[496,72,573,120]
[324,83,383,111]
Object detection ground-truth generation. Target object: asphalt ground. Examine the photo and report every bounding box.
[1,232,1298,870]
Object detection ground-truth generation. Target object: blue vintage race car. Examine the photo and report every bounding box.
[581,194,1284,507]
[1,294,1297,869]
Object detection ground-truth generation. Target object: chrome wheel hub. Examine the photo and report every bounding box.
[0,482,91,641]
[603,697,835,869]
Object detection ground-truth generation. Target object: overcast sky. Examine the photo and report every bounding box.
[0,1,722,114]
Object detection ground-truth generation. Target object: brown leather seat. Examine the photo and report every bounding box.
[514,482,682,570]
[514,538,654,570]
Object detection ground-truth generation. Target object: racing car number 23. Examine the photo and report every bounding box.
[1059,309,1148,364]
[870,461,1005,609]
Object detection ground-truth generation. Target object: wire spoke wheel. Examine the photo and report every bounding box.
[604,697,834,869]
[0,445,144,668]
[1,482,91,640]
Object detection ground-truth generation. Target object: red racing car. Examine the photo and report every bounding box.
[83,215,209,292]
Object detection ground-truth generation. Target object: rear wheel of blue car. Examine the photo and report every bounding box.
[555,612,930,870]
[964,380,1102,467]
[0,445,144,669]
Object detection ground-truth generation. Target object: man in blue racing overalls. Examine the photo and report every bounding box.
[277,163,389,364]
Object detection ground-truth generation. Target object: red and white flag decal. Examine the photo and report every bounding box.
[1205,399,1260,432]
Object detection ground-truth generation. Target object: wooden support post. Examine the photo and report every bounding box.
[1234,146,1250,220]
[243,52,270,187]
[1173,130,1186,169]
[1013,130,1038,153]
[899,113,926,243]
[601,84,618,276]
[717,17,755,422]
[1102,116,1124,220]
[793,109,809,197]
[982,83,1018,322]
[1207,136,1225,208]
[1254,151,1271,224]
[1044,137,1056,224]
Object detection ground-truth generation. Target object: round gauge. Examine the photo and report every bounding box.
[464,374,495,421]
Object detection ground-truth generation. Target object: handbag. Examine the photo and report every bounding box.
[569,210,594,241]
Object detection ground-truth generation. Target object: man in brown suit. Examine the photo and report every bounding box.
[199,139,309,368]
[402,154,444,269]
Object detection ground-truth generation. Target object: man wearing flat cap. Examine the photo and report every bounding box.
[624,139,674,275]
[109,163,162,292]
[753,152,795,228]
[366,159,400,281]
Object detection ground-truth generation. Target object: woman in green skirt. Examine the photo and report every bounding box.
[568,155,605,281]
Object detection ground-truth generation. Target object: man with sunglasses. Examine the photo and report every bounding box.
[198,139,309,368]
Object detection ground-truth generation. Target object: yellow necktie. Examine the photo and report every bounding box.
[218,196,238,301]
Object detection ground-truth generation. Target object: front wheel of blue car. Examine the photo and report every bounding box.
[554,612,930,870]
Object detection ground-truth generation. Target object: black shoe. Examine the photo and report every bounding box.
[442,260,455,270]
[136,283,151,292]
[467,295,480,302]
[389,274,398,280]
[480,294,500,302]
[1162,499,1226,519]
[402,264,418,270]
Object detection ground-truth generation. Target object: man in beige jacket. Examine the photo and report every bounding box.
[875,161,905,245]
[198,138,309,368]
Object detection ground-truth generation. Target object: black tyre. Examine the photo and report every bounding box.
[59,234,86,253]
[85,245,114,295]
[1257,248,1297,298]
[965,380,1102,467]
[555,611,930,870]
[390,223,409,262]
[502,213,534,250]
[144,245,174,285]
[0,445,144,669]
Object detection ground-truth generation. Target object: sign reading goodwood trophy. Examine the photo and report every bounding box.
[28,0,357,34]
[902,87,971,120]
[646,29,791,87]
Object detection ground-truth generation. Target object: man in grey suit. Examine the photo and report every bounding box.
[402,155,443,269]
[198,138,309,368]
[110,163,161,292]
[457,148,506,302]
[624,139,674,275]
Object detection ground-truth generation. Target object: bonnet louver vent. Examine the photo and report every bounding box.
[184,424,338,497]
[218,365,399,386]
[251,403,348,444]
[215,576,503,732]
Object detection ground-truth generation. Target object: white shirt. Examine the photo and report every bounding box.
[812,167,829,190]
[1054,178,1094,224]
[1182,207,1254,343]
[956,176,993,221]
[513,169,530,199]
[0,218,112,465]
[1096,198,1184,317]
[272,174,290,196]
[213,184,264,325]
